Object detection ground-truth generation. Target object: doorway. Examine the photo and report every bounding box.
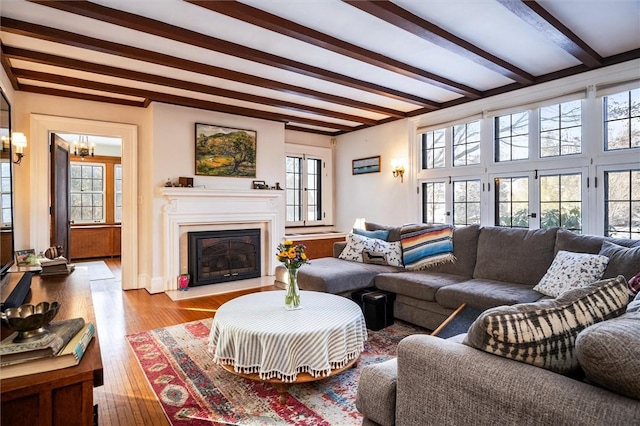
[30,115,138,290]
[52,133,123,262]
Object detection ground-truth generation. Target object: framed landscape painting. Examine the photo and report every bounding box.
[195,123,257,177]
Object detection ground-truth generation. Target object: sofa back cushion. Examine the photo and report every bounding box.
[365,222,403,242]
[555,229,637,254]
[473,227,558,286]
[427,225,480,277]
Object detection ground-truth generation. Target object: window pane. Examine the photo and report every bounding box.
[452,120,481,166]
[495,112,529,162]
[540,100,582,158]
[453,180,481,226]
[421,129,446,169]
[495,176,529,228]
[422,182,446,223]
[70,163,105,223]
[604,89,640,151]
[540,173,582,232]
[605,169,640,239]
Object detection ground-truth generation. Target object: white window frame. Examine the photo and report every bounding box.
[114,163,122,223]
[70,161,106,224]
[285,144,332,229]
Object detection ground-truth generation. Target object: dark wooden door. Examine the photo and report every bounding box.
[50,133,71,259]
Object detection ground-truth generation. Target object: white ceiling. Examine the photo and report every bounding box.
[1,0,639,135]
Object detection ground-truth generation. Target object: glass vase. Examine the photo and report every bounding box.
[284,267,301,310]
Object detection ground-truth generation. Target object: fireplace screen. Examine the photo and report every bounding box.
[188,229,261,286]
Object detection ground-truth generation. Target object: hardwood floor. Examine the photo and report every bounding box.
[88,258,277,425]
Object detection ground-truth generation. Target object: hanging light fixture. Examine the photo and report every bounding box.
[73,135,94,160]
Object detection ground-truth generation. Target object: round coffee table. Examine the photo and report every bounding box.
[208,290,367,403]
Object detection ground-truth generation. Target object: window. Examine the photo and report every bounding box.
[422,181,447,223]
[604,88,640,150]
[453,120,480,166]
[70,163,105,223]
[495,111,529,162]
[1,161,11,227]
[604,169,640,239]
[453,180,481,226]
[494,176,529,228]
[421,129,446,169]
[540,100,582,157]
[114,164,122,223]
[540,173,582,232]
[286,155,323,225]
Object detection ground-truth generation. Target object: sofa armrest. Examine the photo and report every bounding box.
[333,241,347,258]
[395,335,640,426]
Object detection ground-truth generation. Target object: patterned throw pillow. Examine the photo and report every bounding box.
[362,250,388,265]
[463,276,628,374]
[338,233,378,262]
[400,224,455,271]
[372,240,403,267]
[533,250,609,297]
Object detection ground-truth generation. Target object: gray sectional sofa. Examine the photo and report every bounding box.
[276,223,639,330]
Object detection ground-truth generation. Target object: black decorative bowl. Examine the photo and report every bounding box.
[1,301,60,343]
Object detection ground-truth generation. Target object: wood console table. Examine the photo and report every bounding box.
[1,269,103,426]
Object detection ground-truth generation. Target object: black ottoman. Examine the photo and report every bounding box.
[352,288,395,331]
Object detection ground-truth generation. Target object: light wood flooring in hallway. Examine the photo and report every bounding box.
[87,258,277,425]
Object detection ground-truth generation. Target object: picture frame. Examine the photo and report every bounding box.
[15,248,36,266]
[252,180,267,189]
[352,156,381,175]
[195,123,257,177]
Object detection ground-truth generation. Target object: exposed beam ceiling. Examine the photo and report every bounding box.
[0,0,637,136]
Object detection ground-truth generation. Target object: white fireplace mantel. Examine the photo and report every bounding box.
[160,187,285,292]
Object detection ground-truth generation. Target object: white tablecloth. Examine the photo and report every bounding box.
[208,291,368,382]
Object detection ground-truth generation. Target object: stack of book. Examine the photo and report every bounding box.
[0,317,95,379]
[39,257,75,276]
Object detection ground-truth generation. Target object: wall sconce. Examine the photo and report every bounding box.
[11,132,27,165]
[391,158,406,183]
[73,135,94,160]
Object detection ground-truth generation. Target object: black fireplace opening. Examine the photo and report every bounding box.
[188,229,261,286]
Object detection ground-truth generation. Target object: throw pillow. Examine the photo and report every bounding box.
[353,228,390,241]
[533,250,609,297]
[575,311,640,400]
[338,233,378,263]
[400,224,455,271]
[372,239,403,267]
[362,250,388,265]
[598,240,640,281]
[463,276,628,374]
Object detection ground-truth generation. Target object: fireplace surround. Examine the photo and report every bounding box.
[160,187,285,293]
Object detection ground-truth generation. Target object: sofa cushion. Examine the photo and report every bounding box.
[365,222,402,242]
[427,225,480,277]
[373,239,404,267]
[473,227,558,286]
[400,224,455,271]
[576,311,640,400]
[554,228,637,255]
[354,228,389,241]
[436,278,545,310]
[375,271,468,302]
[355,358,397,426]
[338,233,378,262]
[463,276,628,374]
[533,250,609,297]
[275,258,400,294]
[598,241,640,281]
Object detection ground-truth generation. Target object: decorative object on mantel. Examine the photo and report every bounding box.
[252,180,267,189]
[195,123,256,177]
[276,240,310,310]
[178,177,193,187]
[352,155,380,175]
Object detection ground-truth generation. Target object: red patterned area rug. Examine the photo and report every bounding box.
[127,318,426,425]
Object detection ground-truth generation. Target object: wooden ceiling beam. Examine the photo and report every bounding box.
[28,0,439,108]
[13,68,359,131]
[18,84,146,107]
[186,0,481,99]
[1,17,406,119]
[343,0,535,85]
[496,0,602,67]
[3,45,379,126]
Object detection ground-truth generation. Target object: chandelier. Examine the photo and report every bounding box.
[73,135,94,160]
